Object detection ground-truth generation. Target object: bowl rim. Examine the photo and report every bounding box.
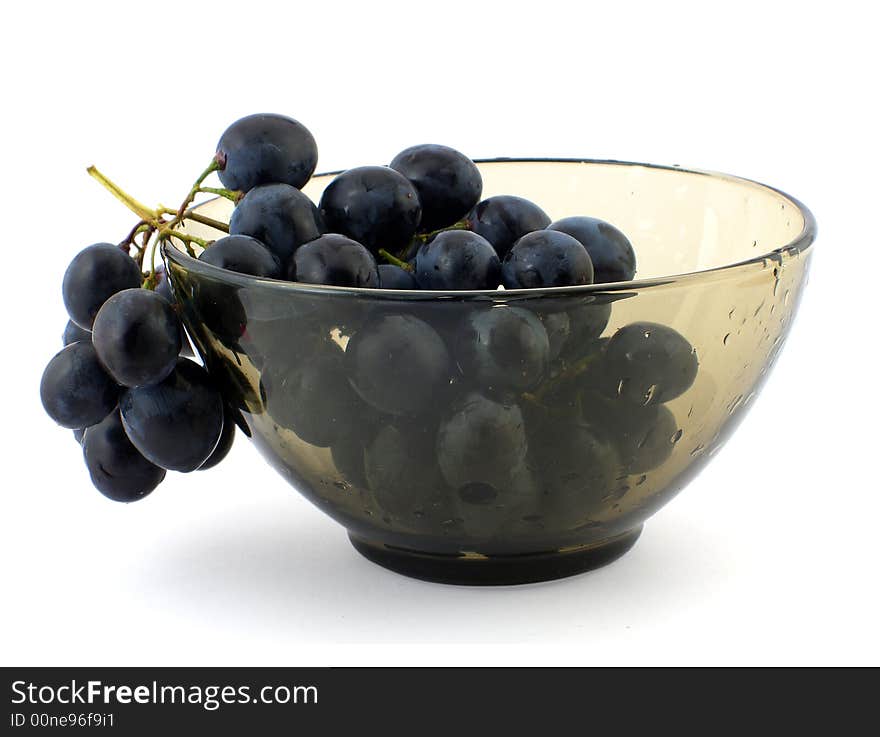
[163,157,817,299]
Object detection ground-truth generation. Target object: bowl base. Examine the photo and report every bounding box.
[348,526,643,586]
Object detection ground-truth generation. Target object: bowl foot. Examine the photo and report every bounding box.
[348,526,643,586]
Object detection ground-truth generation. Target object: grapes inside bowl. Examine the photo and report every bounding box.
[161,159,815,585]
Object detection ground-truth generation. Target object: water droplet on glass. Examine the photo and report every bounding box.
[671,429,683,444]
[635,475,647,486]
[723,333,730,346]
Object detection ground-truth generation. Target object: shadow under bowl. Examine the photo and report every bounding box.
[164,159,815,585]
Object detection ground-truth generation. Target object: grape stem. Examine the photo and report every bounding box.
[378,249,413,271]
[523,352,601,404]
[198,186,243,203]
[415,219,471,242]
[167,159,220,229]
[87,166,157,222]
[158,207,230,234]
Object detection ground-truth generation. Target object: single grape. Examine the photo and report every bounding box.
[468,195,550,259]
[345,314,450,416]
[525,407,618,514]
[229,183,323,264]
[598,322,698,406]
[389,144,482,231]
[319,166,421,254]
[378,263,418,290]
[539,311,570,360]
[262,340,361,447]
[82,411,165,502]
[436,392,530,494]
[558,297,613,363]
[41,342,120,429]
[364,419,449,520]
[198,404,236,470]
[62,320,91,346]
[547,216,636,283]
[288,234,379,287]
[62,243,142,329]
[119,358,224,472]
[502,230,594,289]
[198,234,281,278]
[216,113,318,192]
[454,306,549,397]
[581,391,678,474]
[92,289,182,388]
[413,230,501,290]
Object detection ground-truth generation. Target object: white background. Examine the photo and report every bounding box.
[1,1,877,666]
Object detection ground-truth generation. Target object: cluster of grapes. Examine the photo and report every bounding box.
[41,112,697,519]
[43,244,234,502]
[261,306,698,534]
[184,115,637,295]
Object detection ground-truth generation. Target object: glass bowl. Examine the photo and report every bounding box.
[163,159,815,585]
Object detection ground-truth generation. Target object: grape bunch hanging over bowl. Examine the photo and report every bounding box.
[41,113,815,584]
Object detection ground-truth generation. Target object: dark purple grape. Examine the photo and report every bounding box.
[83,411,165,502]
[62,243,142,329]
[525,407,618,515]
[502,230,594,289]
[198,405,236,470]
[229,183,323,263]
[364,419,449,519]
[598,322,698,406]
[548,216,636,283]
[555,297,613,365]
[198,234,281,277]
[41,342,120,429]
[378,264,418,290]
[413,230,501,290]
[216,113,318,192]
[319,166,421,254]
[436,392,532,496]
[288,234,379,287]
[581,391,678,474]
[63,320,91,346]
[345,314,450,416]
[119,358,224,472]
[539,311,570,360]
[92,288,182,388]
[262,341,360,447]
[468,196,550,259]
[454,306,549,396]
[390,144,482,231]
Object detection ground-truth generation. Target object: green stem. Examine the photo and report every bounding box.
[529,352,600,402]
[163,230,210,249]
[415,219,472,242]
[198,186,243,203]
[87,166,158,222]
[168,159,220,228]
[378,249,413,271]
[181,209,230,233]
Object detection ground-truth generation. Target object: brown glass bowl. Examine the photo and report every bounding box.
[163,159,815,585]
